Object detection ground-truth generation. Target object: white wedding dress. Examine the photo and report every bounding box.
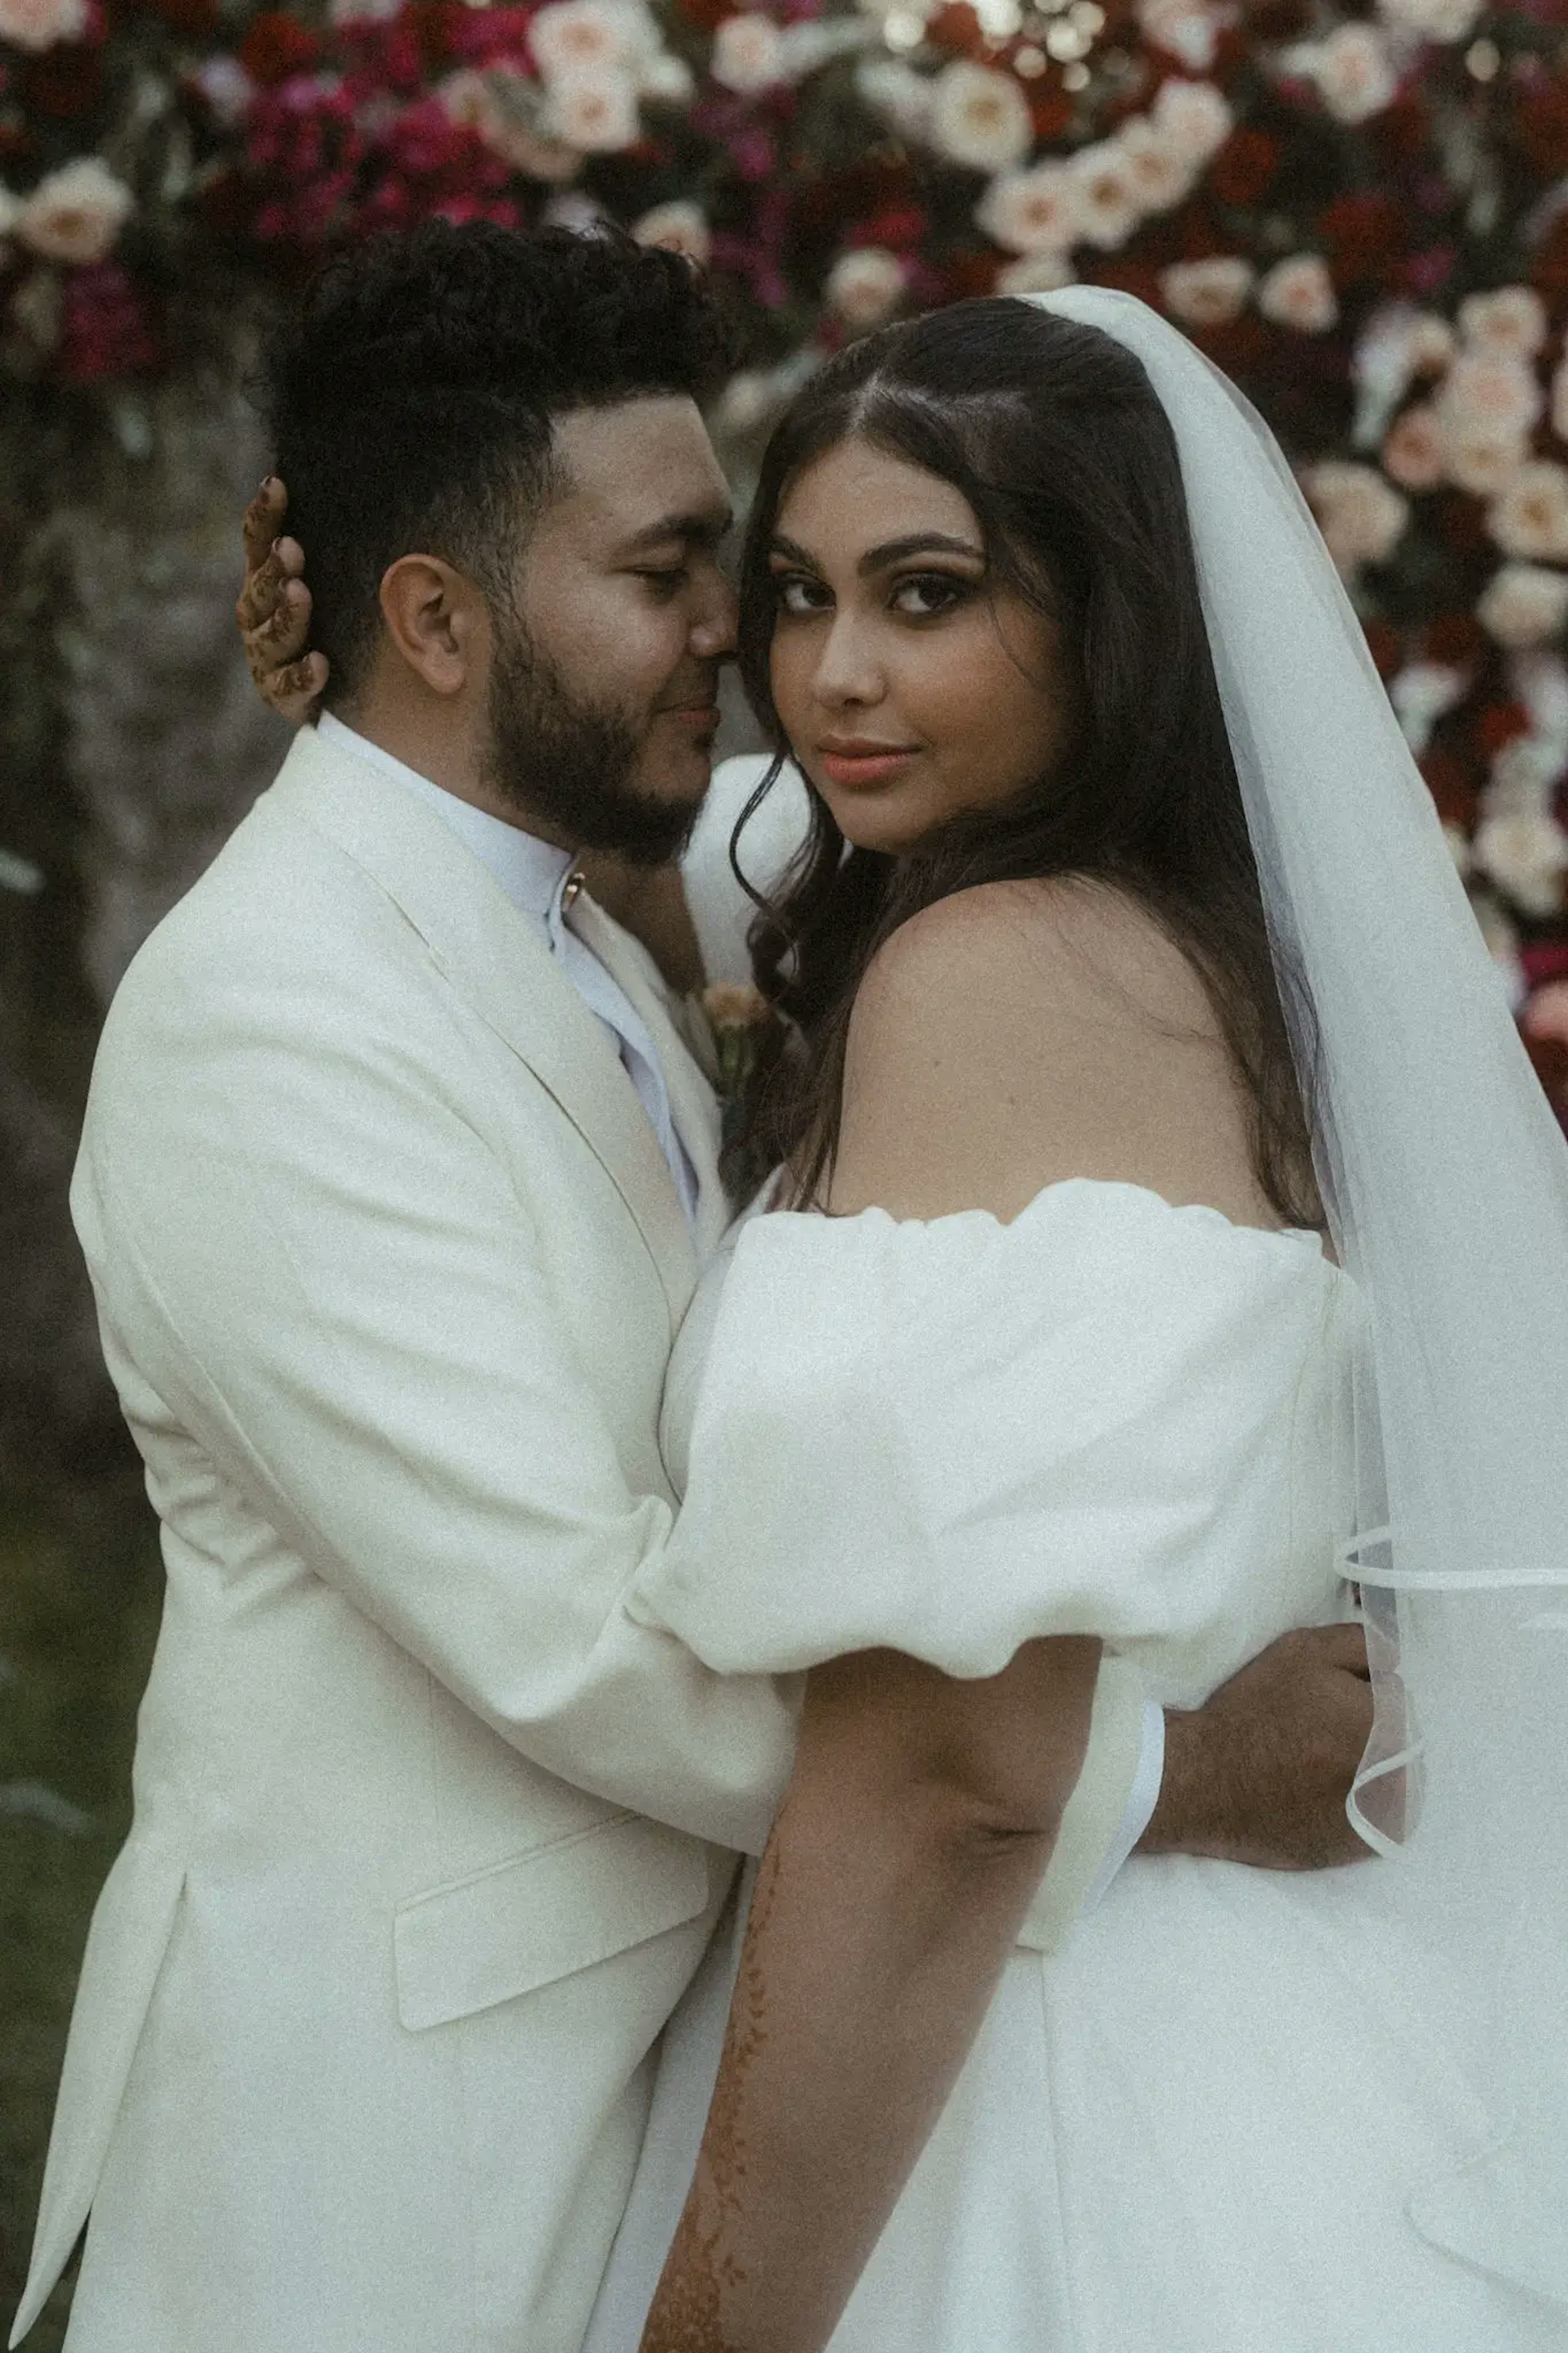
[588,1180,1562,2353]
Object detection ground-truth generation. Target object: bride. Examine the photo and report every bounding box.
[242,282,1568,2350]
[583,288,1568,2352]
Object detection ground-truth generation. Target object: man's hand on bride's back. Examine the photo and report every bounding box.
[1142,1622,1376,1870]
[239,478,329,724]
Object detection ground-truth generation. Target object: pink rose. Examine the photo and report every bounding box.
[1257,254,1338,335]
[1381,403,1444,491]
[0,0,87,52]
[1160,255,1253,328]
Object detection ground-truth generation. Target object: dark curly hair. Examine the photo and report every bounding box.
[259,221,730,701]
[733,297,1321,1227]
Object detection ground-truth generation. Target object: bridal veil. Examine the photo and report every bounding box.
[1028,286,1568,2309]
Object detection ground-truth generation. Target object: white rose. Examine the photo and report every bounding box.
[1136,0,1221,72]
[1257,253,1338,334]
[1472,807,1568,917]
[825,245,908,327]
[1376,0,1483,41]
[1114,116,1195,216]
[541,67,640,151]
[1381,402,1445,491]
[1457,285,1547,363]
[441,68,580,178]
[996,249,1076,295]
[1149,75,1232,165]
[639,51,695,101]
[1068,140,1142,252]
[1439,349,1543,439]
[855,57,933,141]
[1302,459,1409,571]
[1304,22,1397,124]
[1488,462,1568,563]
[191,56,257,127]
[710,13,784,92]
[976,160,1079,256]
[928,60,1033,173]
[1390,660,1466,757]
[530,0,640,79]
[1440,418,1528,498]
[715,369,775,437]
[1407,312,1456,374]
[1351,303,1456,447]
[1477,564,1568,651]
[0,0,87,51]
[18,158,134,267]
[1159,255,1253,328]
[633,200,711,265]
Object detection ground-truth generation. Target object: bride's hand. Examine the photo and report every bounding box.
[1143,1622,1377,1870]
[238,479,329,723]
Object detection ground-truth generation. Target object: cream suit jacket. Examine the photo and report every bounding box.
[13,726,799,2353]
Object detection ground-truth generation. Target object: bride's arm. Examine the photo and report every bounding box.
[642,1636,1098,2353]
[640,878,1261,2353]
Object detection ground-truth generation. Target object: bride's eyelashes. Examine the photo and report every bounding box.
[768,567,980,622]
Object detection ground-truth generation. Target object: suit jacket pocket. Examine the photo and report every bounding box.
[394,1811,715,2033]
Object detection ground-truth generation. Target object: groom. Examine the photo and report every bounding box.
[16,223,1373,2353]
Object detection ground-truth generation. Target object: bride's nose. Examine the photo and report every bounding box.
[811,609,885,711]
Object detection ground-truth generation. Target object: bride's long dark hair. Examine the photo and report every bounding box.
[729,297,1320,1226]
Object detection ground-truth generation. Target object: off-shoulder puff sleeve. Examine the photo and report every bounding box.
[632,1179,1347,1685]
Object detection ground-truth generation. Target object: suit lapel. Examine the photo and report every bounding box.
[264,729,699,1327]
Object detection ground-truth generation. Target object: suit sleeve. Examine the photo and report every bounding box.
[74,951,795,1855]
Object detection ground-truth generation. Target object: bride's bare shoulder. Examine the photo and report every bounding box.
[829,876,1268,1226]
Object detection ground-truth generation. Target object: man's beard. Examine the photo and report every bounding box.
[480,609,700,867]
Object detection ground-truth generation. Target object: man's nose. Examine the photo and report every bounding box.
[690,571,738,660]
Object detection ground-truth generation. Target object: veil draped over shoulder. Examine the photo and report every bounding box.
[1029,288,1568,2309]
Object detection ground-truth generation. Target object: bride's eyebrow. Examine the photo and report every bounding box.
[768,529,986,575]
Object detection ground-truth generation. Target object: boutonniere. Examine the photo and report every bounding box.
[700,983,782,1192]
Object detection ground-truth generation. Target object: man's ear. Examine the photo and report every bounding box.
[379,555,488,696]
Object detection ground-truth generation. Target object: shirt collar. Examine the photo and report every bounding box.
[317,711,574,925]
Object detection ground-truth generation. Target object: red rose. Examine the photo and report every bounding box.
[1317,191,1404,288]
[1362,618,1402,678]
[1473,701,1533,758]
[858,205,928,251]
[927,3,989,56]
[1519,83,1568,179]
[240,11,322,85]
[1029,87,1073,142]
[940,251,1000,300]
[1208,128,1278,207]
[1424,611,1489,667]
[1417,746,1477,830]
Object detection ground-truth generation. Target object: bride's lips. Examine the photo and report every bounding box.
[817,740,920,788]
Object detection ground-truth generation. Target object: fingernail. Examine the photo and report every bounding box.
[259,476,278,496]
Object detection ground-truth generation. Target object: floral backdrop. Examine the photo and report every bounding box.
[3,0,1568,1140]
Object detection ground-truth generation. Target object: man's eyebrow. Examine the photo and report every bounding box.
[621,506,734,553]
[767,530,985,574]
